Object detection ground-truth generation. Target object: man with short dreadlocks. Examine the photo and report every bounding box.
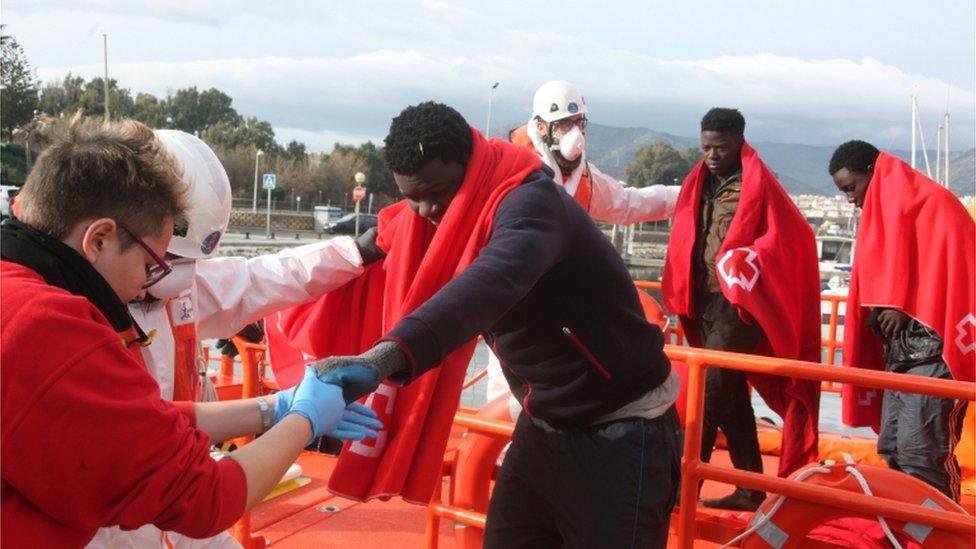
[273,102,681,548]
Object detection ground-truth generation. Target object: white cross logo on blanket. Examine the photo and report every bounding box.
[857,388,879,407]
[717,247,761,292]
[349,383,396,458]
[955,313,976,355]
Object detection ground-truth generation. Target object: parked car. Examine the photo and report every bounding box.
[1,185,20,220]
[326,213,377,235]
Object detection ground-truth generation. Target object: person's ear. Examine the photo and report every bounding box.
[866,164,875,173]
[534,118,547,135]
[80,218,118,263]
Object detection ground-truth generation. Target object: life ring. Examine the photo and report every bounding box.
[737,463,971,549]
[452,395,516,549]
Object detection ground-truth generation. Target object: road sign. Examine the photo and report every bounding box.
[352,185,366,203]
[262,173,277,190]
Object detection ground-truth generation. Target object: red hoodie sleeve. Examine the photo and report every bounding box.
[2,303,247,538]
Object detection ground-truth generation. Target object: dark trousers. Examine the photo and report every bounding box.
[697,292,764,479]
[484,408,681,549]
[878,361,969,501]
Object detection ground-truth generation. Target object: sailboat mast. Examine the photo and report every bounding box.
[944,112,950,188]
[910,95,917,169]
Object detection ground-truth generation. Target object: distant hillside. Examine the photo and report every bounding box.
[500,122,975,196]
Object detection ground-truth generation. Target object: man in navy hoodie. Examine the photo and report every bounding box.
[316,102,682,548]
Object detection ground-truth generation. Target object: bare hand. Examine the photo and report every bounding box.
[876,309,910,339]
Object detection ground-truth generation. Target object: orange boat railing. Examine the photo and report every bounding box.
[668,345,975,547]
[219,337,275,549]
[425,345,976,548]
[634,280,846,392]
[213,279,964,547]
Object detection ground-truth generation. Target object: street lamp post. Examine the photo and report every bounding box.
[251,149,264,212]
[353,172,366,237]
[485,82,499,137]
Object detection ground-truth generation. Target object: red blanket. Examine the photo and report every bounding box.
[267,128,540,503]
[662,141,822,476]
[842,153,976,428]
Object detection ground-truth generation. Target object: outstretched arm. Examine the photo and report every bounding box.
[587,163,680,225]
[194,237,369,339]
[312,180,573,402]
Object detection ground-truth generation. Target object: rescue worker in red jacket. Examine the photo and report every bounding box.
[0,116,381,548]
[90,130,383,549]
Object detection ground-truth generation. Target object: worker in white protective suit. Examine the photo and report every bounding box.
[491,81,681,405]
[87,130,383,549]
[508,79,680,225]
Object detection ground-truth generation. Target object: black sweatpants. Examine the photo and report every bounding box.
[878,362,969,501]
[697,292,764,477]
[875,317,969,501]
[483,408,681,549]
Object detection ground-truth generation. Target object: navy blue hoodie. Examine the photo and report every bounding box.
[387,168,671,427]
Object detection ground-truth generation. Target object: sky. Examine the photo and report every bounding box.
[4,0,975,152]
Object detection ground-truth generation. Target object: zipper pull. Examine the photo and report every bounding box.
[562,327,612,380]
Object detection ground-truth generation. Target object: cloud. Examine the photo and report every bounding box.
[35,49,974,150]
[14,0,972,150]
[275,126,381,150]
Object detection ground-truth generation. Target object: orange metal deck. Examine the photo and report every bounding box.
[245,447,975,548]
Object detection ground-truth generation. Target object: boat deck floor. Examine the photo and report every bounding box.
[248,442,975,548]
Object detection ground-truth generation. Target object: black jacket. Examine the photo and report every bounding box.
[386,169,671,427]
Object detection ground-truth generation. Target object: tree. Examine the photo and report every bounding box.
[1,142,29,185]
[165,86,241,135]
[78,77,135,119]
[356,141,399,199]
[132,92,168,128]
[203,117,280,154]
[285,140,307,162]
[1,29,39,139]
[626,142,699,188]
[38,74,85,117]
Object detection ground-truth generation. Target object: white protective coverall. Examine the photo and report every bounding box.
[87,239,363,549]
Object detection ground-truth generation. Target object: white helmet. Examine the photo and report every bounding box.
[532,80,588,123]
[154,130,232,259]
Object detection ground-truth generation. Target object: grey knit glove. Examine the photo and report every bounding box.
[313,341,407,404]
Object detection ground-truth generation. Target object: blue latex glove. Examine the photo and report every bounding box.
[286,366,347,439]
[328,402,383,441]
[272,385,297,425]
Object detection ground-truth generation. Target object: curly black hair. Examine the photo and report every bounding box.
[828,140,880,175]
[383,101,474,175]
[700,108,746,135]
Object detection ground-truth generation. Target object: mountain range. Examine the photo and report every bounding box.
[501,123,975,197]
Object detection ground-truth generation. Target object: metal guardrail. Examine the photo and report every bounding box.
[424,282,976,548]
[425,346,976,548]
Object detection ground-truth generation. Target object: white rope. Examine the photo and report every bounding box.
[719,460,907,549]
[718,466,832,548]
[844,465,905,549]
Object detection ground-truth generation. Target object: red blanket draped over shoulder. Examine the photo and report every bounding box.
[842,153,976,428]
[266,128,540,503]
[663,141,822,476]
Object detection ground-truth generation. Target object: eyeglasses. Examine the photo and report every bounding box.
[117,222,172,289]
[552,115,588,134]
